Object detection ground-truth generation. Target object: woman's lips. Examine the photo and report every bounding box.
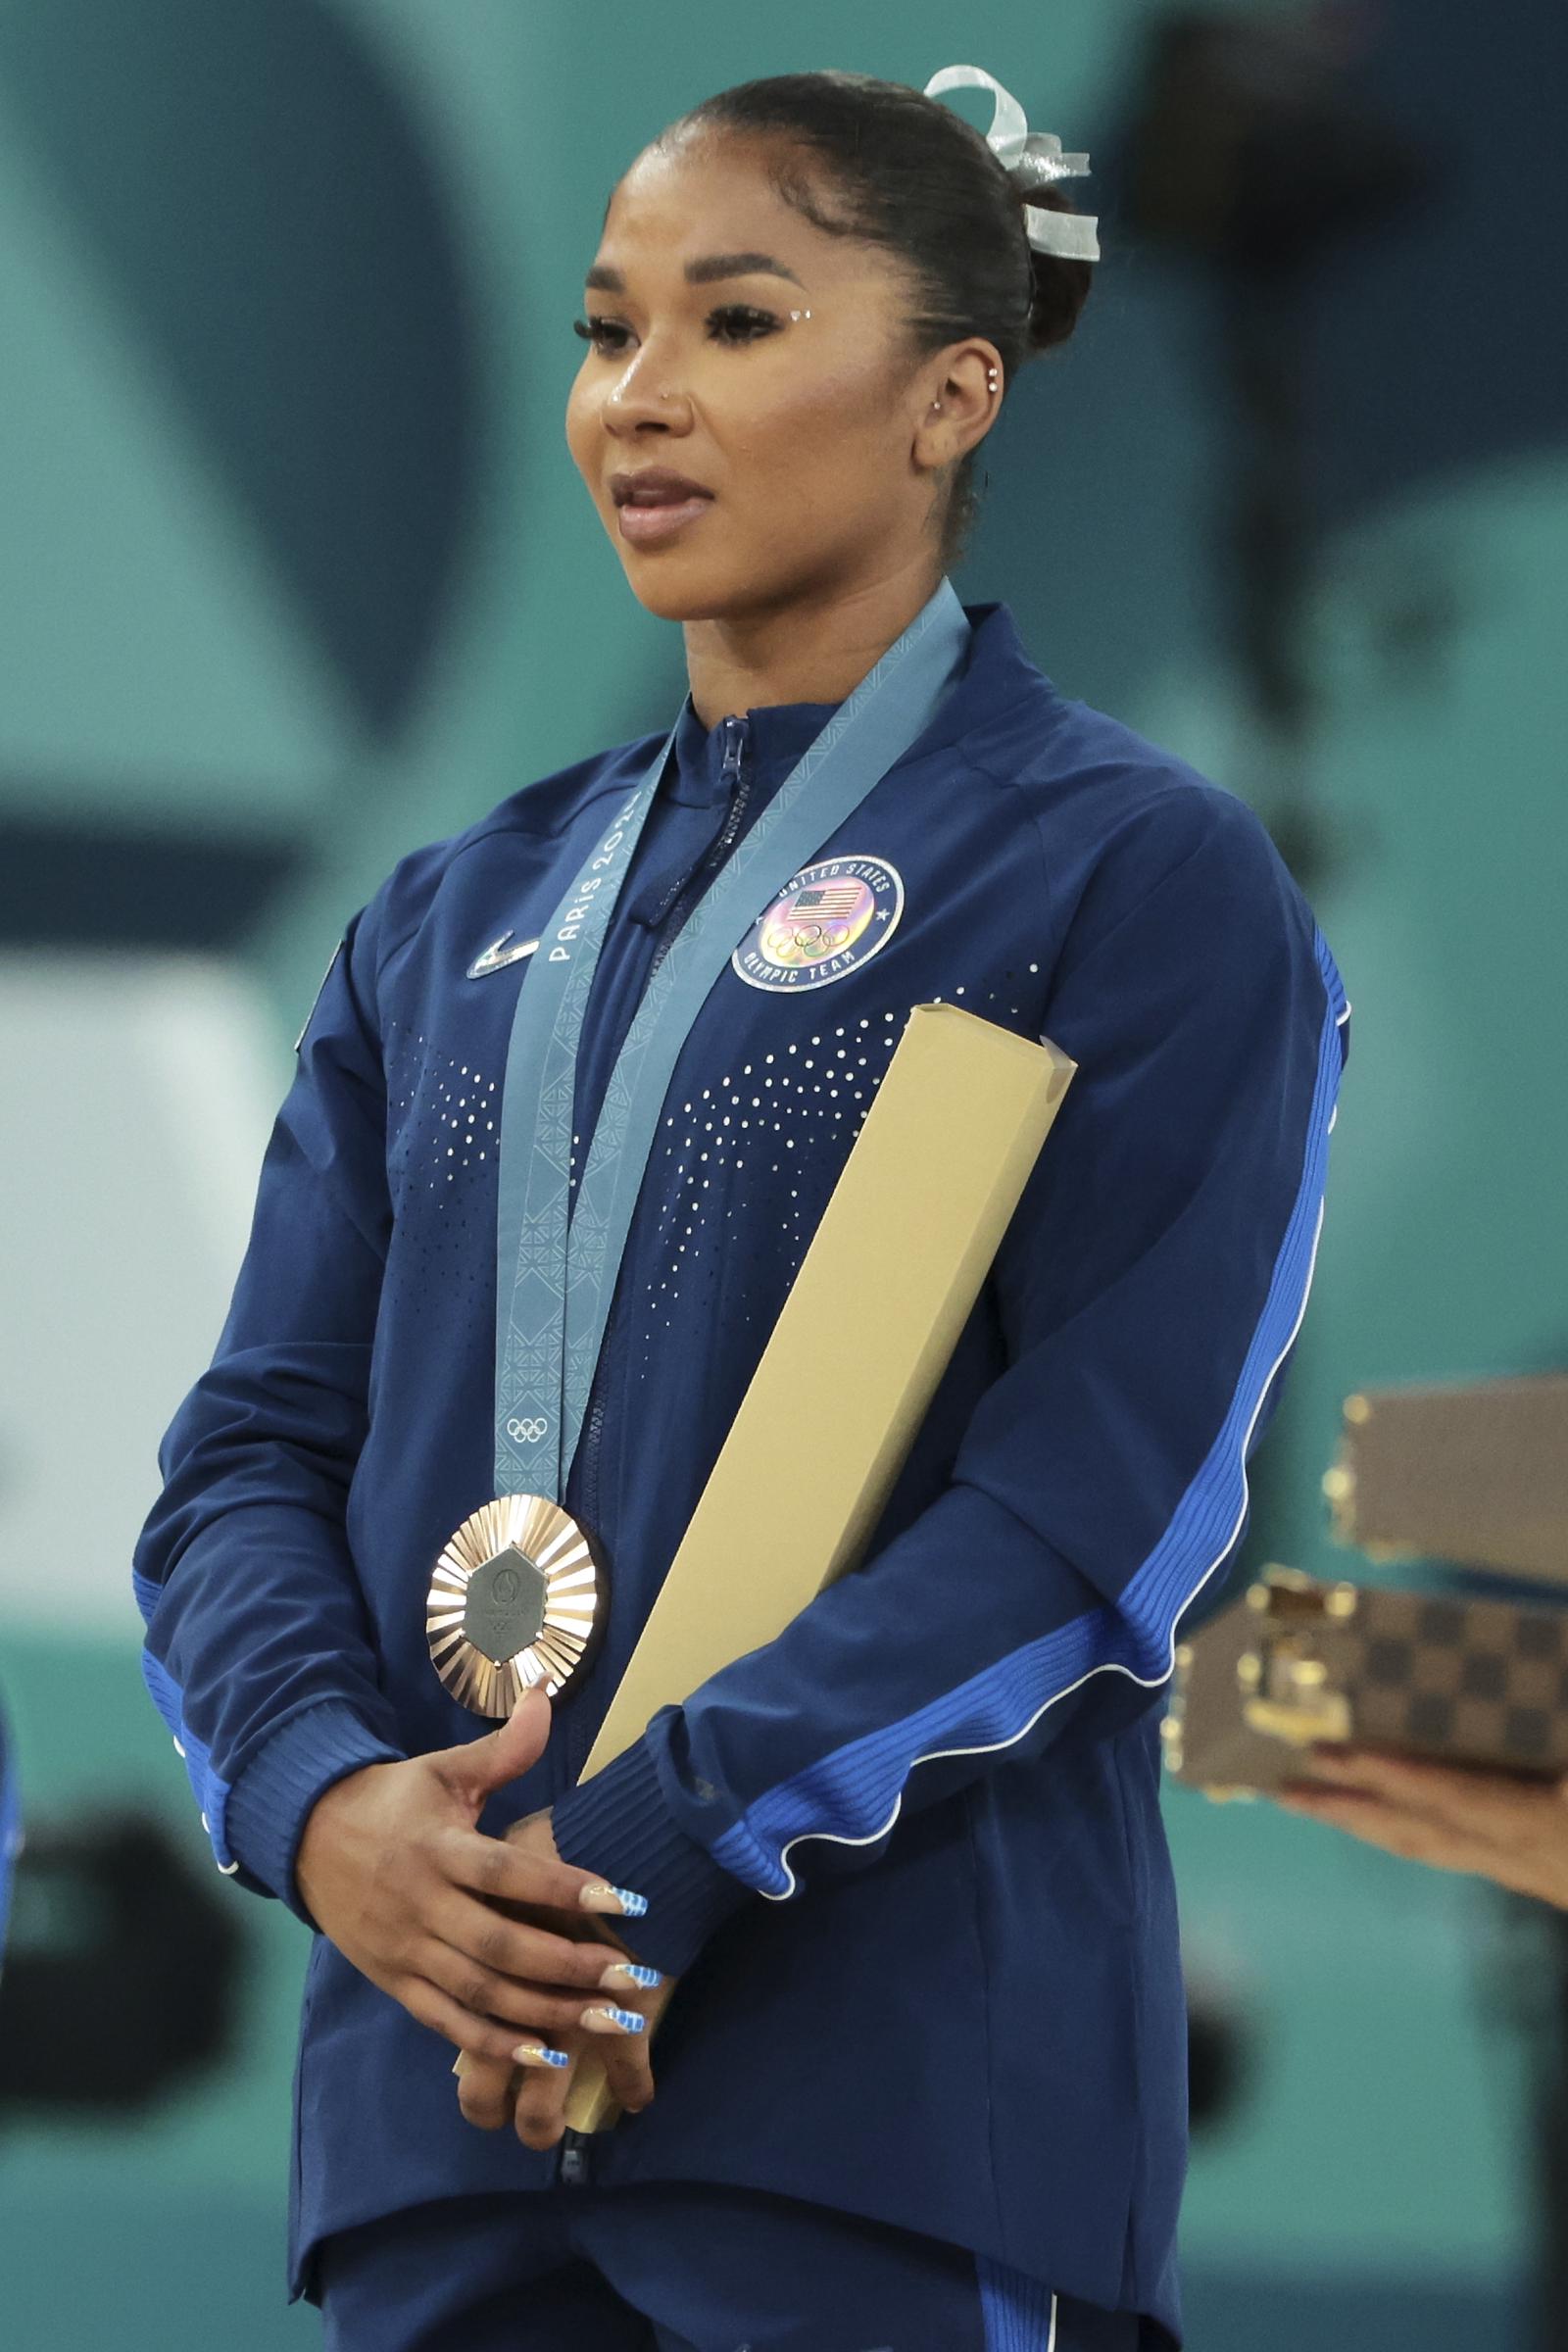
[617,496,712,544]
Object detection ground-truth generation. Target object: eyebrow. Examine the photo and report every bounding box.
[584,251,806,293]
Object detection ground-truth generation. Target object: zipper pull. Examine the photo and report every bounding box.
[645,714,750,929]
[720,712,748,790]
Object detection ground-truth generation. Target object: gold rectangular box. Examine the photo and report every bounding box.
[564,1002,1075,2130]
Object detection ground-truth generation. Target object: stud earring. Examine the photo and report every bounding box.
[931,366,1001,416]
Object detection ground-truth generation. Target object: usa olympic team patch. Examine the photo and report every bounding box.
[730,856,904,993]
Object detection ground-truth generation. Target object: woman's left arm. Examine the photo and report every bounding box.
[551,787,1352,1979]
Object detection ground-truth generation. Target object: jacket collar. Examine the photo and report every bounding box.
[665,692,843,808]
[661,599,1054,808]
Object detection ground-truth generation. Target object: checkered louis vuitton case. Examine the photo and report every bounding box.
[1162,1565,1568,1797]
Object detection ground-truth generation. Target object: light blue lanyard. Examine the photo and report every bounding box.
[493,574,971,1502]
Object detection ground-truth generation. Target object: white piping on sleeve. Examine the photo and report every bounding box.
[758,1191,1329,1903]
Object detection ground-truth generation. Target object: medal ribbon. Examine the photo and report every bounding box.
[493,574,972,1503]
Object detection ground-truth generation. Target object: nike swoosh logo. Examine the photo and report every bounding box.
[466,931,540,979]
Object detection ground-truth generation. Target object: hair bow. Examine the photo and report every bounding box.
[923,64,1101,263]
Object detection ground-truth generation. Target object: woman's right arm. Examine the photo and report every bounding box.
[132,891,408,1901]
[131,883,652,2061]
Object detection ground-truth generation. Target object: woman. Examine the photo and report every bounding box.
[131,65,1349,2352]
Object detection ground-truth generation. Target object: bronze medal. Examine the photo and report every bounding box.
[426,1494,608,1717]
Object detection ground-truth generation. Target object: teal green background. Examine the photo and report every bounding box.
[1,0,1562,2342]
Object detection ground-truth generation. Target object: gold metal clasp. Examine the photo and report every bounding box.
[1242,1651,1353,1746]
[1238,1567,1357,1746]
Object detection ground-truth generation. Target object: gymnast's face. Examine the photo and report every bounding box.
[566,131,952,621]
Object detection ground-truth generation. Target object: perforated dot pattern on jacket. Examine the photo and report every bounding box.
[384,1017,500,1302]
[380,975,1042,1346]
[630,980,1037,1381]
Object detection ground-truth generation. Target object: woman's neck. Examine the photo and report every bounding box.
[682,564,946,731]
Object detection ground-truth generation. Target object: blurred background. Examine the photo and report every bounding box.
[1,0,1564,2343]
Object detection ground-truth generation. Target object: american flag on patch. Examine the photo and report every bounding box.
[788,884,861,917]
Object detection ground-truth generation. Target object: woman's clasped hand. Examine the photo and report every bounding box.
[295,1686,667,2142]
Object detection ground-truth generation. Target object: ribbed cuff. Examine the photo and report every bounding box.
[549,1736,753,1977]
[225,1698,406,1926]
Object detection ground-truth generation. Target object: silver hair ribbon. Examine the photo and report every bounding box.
[923,64,1101,264]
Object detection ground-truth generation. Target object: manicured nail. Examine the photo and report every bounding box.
[513,2041,570,2069]
[580,2004,647,2034]
[580,1883,649,1917]
[600,1961,662,1990]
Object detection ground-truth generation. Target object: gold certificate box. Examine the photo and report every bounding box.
[563,1001,1075,2131]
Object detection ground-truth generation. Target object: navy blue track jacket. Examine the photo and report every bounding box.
[131,599,1349,2339]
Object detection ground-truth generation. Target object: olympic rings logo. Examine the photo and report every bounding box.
[506,1416,549,1443]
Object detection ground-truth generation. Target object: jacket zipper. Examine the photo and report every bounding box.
[552,715,752,2196]
[643,713,752,992]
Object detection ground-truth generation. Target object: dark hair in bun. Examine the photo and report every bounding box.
[1019,184,1095,354]
[663,70,1095,568]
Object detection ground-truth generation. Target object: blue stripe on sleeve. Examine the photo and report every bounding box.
[977,2255,1060,2350]
[1120,926,1345,1646]
[134,1570,239,1874]
[713,928,1348,1900]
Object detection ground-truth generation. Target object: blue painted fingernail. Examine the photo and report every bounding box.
[582,2004,647,2034]
[514,2041,570,2069]
[581,1883,650,1917]
[602,1960,662,1990]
